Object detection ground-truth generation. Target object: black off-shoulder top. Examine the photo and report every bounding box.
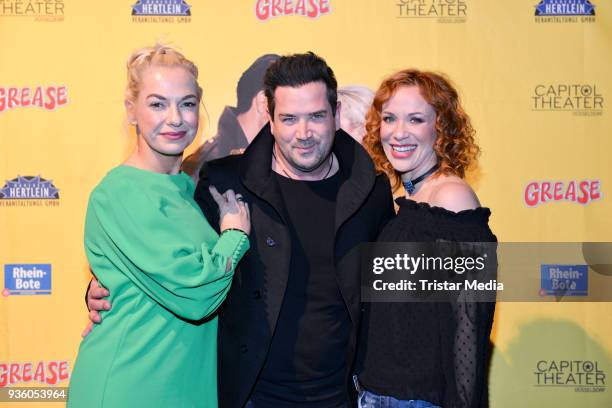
[356,197,497,408]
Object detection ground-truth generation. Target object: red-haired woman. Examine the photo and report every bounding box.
[355,69,497,408]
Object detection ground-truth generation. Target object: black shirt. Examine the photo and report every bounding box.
[356,198,497,408]
[251,171,351,407]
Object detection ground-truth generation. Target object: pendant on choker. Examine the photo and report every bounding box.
[402,164,439,195]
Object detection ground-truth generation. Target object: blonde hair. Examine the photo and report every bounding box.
[125,43,202,103]
[338,85,374,140]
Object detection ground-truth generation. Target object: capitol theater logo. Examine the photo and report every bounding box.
[535,0,596,23]
[3,264,52,296]
[532,84,603,116]
[535,360,606,392]
[0,0,64,22]
[0,176,60,207]
[131,0,191,23]
[540,264,588,297]
[396,0,467,23]
[255,0,331,21]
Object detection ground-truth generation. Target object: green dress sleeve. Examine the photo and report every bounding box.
[85,176,249,321]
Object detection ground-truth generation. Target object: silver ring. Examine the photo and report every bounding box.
[236,196,244,202]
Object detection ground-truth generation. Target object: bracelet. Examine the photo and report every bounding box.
[221,228,249,236]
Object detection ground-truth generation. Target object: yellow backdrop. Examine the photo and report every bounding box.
[1,1,610,406]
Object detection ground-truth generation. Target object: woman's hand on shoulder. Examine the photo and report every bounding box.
[429,180,480,213]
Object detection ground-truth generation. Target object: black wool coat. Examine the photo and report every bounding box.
[194,124,394,408]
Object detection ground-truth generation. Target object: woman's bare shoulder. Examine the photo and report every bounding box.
[428,175,480,213]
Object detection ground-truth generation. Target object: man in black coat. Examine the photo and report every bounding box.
[195,53,394,407]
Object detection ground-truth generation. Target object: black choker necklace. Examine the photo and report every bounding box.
[272,147,334,180]
[403,164,439,195]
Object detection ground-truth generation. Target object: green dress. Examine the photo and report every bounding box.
[68,166,249,408]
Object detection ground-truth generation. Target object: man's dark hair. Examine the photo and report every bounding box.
[236,54,280,114]
[264,52,338,118]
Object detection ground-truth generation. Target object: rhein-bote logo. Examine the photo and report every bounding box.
[540,264,588,297]
[3,264,52,296]
[396,0,467,24]
[0,176,60,207]
[0,0,64,22]
[532,84,603,116]
[534,360,606,392]
[534,0,596,23]
[131,0,191,23]
[255,0,331,21]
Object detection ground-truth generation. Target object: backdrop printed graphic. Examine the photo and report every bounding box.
[0,1,610,406]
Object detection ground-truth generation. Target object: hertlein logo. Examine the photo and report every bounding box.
[534,0,596,23]
[0,86,68,114]
[3,264,51,296]
[0,176,60,207]
[532,84,603,116]
[540,264,588,297]
[534,360,606,392]
[255,0,331,21]
[524,180,602,207]
[131,0,191,23]
[0,0,64,22]
[396,0,467,23]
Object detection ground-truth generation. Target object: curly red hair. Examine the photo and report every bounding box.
[363,69,480,192]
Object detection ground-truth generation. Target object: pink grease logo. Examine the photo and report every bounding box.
[0,361,70,386]
[0,86,68,113]
[255,0,331,21]
[525,180,602,207]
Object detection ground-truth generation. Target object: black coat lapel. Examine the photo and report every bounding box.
[334,130,376,233]
[239,124,289,224]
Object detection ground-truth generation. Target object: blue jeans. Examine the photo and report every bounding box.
[353,376,440,408]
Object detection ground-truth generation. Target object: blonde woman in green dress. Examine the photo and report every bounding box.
[67,44,251,407]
